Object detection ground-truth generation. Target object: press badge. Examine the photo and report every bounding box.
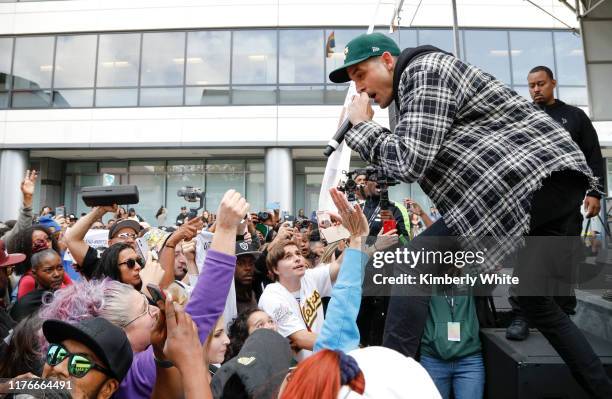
[448,322,461,342]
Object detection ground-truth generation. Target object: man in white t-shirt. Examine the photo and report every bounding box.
[258,238,341,361]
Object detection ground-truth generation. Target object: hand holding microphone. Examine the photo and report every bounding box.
[324,92,375,157]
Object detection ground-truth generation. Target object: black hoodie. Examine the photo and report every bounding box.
[538,100,604,198]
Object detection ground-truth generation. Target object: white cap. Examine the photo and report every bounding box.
[337,346,441,399]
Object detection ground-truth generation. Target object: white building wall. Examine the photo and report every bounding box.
[0,0,578,36]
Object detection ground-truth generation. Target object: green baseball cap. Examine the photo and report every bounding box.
[329,32,400,83]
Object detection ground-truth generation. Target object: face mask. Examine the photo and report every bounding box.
[32,239,48,254]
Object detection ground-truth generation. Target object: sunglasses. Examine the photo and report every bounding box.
[46,343,112,378]
[118,258,144,269]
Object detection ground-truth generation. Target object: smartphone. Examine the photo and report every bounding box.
[383,219,397,234]
[321,225,350,244]
[55,206,65,218]
[147,283,166,304]
[316,211,332,229]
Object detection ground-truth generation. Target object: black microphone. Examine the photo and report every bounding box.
[323,119,353,157]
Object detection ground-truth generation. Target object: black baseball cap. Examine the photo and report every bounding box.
[329,32,400,83]
[235,240,261,258]
[211,328,292,399]
[43,317,133,381]
[108,219,142,240]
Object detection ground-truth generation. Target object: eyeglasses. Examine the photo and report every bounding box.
[116,232,137,240]
[46,343,112,378]
[118,258,144,269]
[123,295,158,327]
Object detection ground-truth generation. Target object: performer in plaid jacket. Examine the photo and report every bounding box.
[329,33,611,398]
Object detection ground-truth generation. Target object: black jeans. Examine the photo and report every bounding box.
[382,171,612,398]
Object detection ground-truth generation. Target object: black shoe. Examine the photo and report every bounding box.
[506,318,529,341]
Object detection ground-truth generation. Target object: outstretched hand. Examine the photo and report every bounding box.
[329,187,368,237]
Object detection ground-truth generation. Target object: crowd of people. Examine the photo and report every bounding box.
[0,31,610,399]
[0,164,445,398]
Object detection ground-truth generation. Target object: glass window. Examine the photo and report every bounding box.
[418,29,453,53]
[232,86,276,105]
[54,35,97,88]
[129,174,166,224]
[510,31,554,86]
[11,90,51,108]
[325,85,349,105]
[232,30,277,84]
[66,162,98,174]
[12,36,55,89]
[554,31,586,86]
[53,89,94,108]
[0,92,8,108]
[185,86,230,106]
[95,88,138,107]
[205,160,244,212]
[558,86,588,107]
[246,160,264,172]
[75,175,100,217]
[279,30,324,84]
[512,85,532,102]
[463,30,511,84]
[0,38,12,90]
[279,86,324,105]
[129,161,166,173]
[325,29,361,83]
[166,160,205,225]
[100,161,128,174]
[186,31,230,85]
[141,32,185,86]
[97,34,140,87]
[206,160,244,173]
[139,87,183,106]
[294,174,305,216]
[246,172,265,212]
[399,29,417,49]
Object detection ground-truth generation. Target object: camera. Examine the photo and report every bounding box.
[177,186,204,219]
[363,166,398,210]
[177,186,203,202]
[258,211,271,221]
[337,168,367,203]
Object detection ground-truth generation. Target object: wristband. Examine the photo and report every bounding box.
[154,357,174,368]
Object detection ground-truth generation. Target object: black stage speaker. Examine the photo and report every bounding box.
[481,328,612,399]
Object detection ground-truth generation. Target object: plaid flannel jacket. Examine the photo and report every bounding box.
[345,52,598,271]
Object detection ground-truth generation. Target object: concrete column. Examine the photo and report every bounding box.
[0,150,28,221]
[264,148,293,214]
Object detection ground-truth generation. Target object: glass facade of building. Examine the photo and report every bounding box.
[0,28,588,109]
[62,160,264,224]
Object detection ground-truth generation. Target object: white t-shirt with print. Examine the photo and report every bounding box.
[258,264,332,361]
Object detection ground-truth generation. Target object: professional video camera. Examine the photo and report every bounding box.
[363,166,398,210]
[337,169,362,203]
[177,186,204,219]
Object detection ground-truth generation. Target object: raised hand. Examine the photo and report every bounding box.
[329,187,368,238]
[215,190,250,232]
[167,216,204,247]
[21,170,38,205]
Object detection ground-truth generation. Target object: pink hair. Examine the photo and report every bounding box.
[38,278,134,353]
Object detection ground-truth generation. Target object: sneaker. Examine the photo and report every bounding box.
[506,317,529,341]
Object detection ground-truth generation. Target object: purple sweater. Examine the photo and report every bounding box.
[115,249,236,399]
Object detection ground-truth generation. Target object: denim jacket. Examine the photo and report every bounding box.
[314,248,369,353]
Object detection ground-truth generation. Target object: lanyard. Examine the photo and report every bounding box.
[443,286,455,321]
